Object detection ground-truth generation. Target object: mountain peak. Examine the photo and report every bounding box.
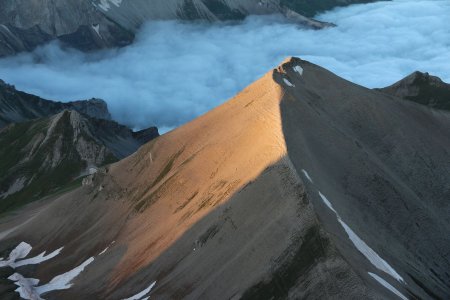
[0,80,112,127]
[1,59,449,299]
[378,70,450,111]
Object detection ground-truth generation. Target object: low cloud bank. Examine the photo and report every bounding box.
[0,0,448,131]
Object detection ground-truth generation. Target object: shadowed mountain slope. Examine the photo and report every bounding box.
[378,71,450,112]
[0,57,448,300]
[280,0,380,17]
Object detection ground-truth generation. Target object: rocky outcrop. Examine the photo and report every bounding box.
[93,0,333,31]
[0,0,380,57]
[0,0,133,56]
[378,71,450,111]
[0,79,111,127]
[0,80,159,212]
[132,127,160,144]
[0,109,158,212]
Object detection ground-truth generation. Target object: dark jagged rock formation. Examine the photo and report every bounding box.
[132,127,160,145]
[378,71,450,111]
[0,109,158,213]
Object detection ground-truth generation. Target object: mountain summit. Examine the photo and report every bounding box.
[0,58,449,299]
[378,71,450,111]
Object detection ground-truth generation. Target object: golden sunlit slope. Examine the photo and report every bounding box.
[1,57,449,300]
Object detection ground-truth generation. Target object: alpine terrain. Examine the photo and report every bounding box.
[0,0,381,57]
[378,71,450,112]
[0,57,448,299]
[0,80,159,213]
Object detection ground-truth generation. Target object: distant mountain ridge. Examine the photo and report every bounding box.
[0,0,382,57]
[378,71,450,111]
[0,79,111,127]
[280,0,380,17]
[0,80,158,213]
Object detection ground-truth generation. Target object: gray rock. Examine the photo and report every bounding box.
[0,82,159,212]
[0,80,111,127]
[0,0,381,57]
[377,71,450,111]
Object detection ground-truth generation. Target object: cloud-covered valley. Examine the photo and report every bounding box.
[0,0,449,131]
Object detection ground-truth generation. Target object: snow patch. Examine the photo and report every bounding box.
[99,247,109,255]
[36,257,95,294]
[92,25,101,38]
[0,242,63,269]
[369,272,408,300]
[301,169,313,183]
[339,219,404,282]
[318,191,404,282]
[0,177,27,199]
[99,240,116,255]
[122,281,156,300]
[3,242,94,299]
[14,247,63,268]
[8,257,94,299]
[97,0,123,11]
[0,242,32,267]
[0,24,13,36]
[293,65,304,75]
[283,78,295,87]
[8,273,42,300]
[318,192,337,214]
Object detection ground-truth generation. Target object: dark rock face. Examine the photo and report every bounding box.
[0,0,380,57]
[132,127,160,145]
[0,81,159,212]
[0,0,134,57]
[0,24,53,57]
[0,266,18,300]
[0,80,111,127]
[276,57,450,299]
[0,108,159,213]
[280,0,383,17]
[378,71,450,111]
[68,99,112,121]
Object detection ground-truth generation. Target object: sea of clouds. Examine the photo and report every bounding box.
[0,0,449,132]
